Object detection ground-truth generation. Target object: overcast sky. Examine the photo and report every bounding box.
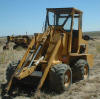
[0,0,100,36]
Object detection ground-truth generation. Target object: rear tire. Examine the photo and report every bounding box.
[72,59,89,81]
[49,64,72,93]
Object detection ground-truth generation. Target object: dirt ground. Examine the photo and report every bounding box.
[0,36,100,99]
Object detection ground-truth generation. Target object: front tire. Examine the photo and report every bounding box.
[6,61,20,82]
[49,64,72,93]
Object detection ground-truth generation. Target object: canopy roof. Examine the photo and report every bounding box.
[47,8,82,14]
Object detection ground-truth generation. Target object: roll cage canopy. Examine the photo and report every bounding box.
[46,8,82,14]
[44,8,82,31]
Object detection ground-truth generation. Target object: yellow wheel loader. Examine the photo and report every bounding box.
[3,35,31,50]
[5,8,93,93]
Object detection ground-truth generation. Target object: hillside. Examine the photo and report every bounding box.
[83,31,100,36]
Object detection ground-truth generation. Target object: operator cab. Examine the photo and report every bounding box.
[45,8,83,53]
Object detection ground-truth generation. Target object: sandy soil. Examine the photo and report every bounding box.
[0,36,100,99]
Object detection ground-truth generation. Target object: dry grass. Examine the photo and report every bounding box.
[15,46,24,51]
[96,43,100,53]
[0,52,6,64]
[32,91,51,99]
[0,36,100,99]
[0,49,25,64]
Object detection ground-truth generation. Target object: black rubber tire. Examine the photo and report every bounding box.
[6,61,20,82]
[3,46,8,50]
[72,59,89,81]
[48,64,72,93]
[13,45,18,49]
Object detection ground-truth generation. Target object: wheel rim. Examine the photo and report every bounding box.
[64,70,71,88]
[84,65,88,79]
